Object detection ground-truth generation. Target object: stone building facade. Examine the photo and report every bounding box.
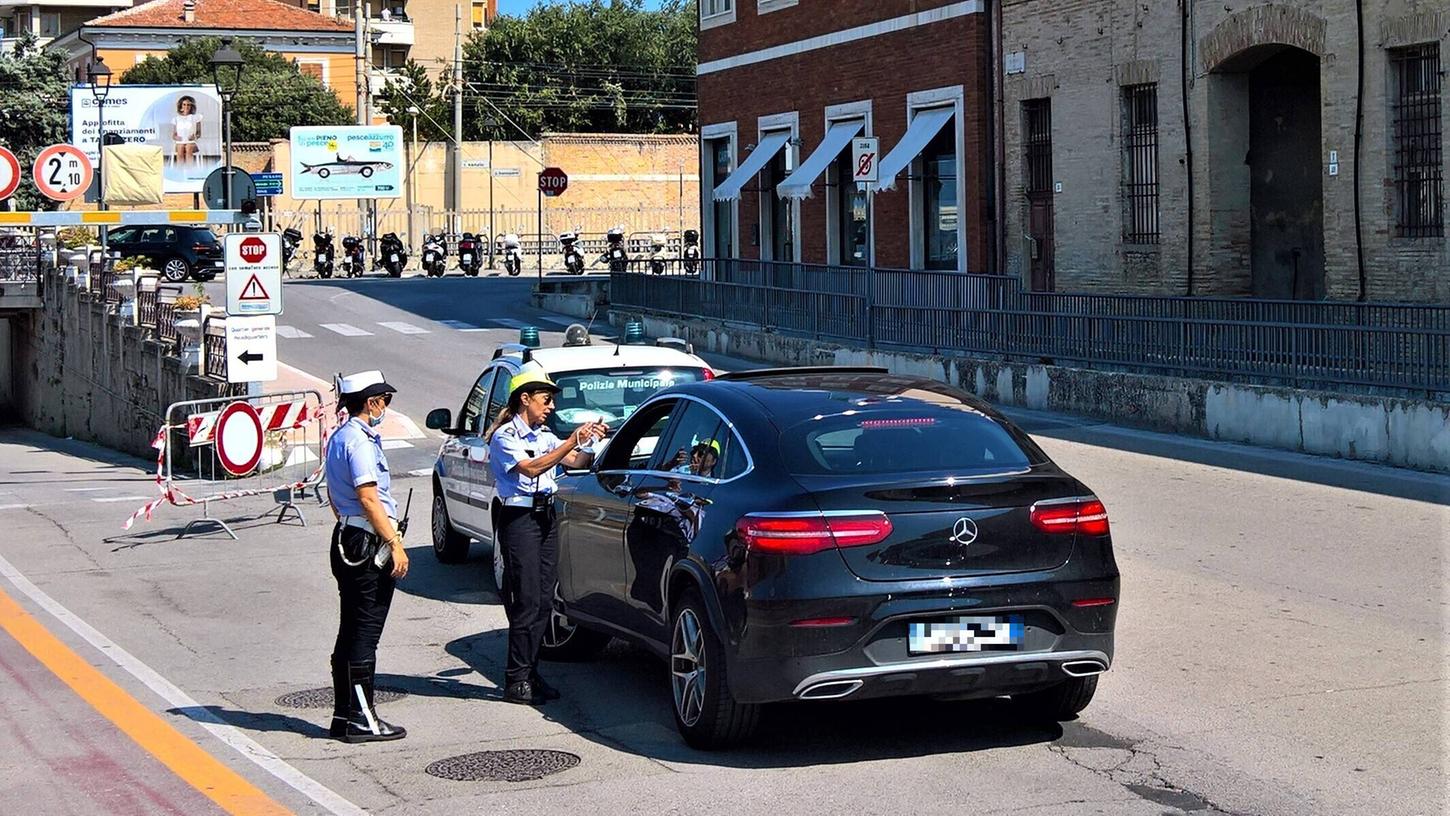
[1000,0,1448,302]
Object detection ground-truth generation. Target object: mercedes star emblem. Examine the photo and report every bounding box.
[950,516,978,546]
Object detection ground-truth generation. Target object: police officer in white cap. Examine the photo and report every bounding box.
[484,361,607,705]
[324,370,409,742]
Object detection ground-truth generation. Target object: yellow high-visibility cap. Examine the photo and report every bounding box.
[693,438,721,456]
[509,361,560,399]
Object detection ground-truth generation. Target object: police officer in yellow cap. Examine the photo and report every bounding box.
[484,361,607,705]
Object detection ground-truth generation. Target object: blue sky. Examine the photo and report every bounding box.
[496,0,667,16]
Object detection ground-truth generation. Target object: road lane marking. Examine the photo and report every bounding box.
[65,487,110,492]
[381,439,413,450]
[489,318,527,329]
[438,320,485,331]
[0,503,32,511]
[93,495,157,503]
[0,552,367,816]
[276,326,313,339]
[378,321,430,335]
[318,323,372,337]
[407,468,433,477]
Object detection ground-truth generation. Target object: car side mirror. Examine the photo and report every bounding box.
[426,408,459,435]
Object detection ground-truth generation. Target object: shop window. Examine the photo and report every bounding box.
[706,137,735,258]
[1121,83,1160,244]
[1391,44,1444,238]
[919,120,958,270]
[761,139,795,262]
[833,150,870,266]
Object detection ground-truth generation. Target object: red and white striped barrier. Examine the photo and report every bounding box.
[187,400,313,446]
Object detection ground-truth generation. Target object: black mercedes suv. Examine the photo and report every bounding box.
[542,367,1120,749]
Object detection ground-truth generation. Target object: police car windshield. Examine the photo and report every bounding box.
[545,368,706,436]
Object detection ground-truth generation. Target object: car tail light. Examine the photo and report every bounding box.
[789,617,856,627]
[735,512,892,556]
[1030,498,1110,535]
[1071,597,1116,608]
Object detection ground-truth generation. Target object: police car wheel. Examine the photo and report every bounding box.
[431,492,470,563]
[540,583,610,661]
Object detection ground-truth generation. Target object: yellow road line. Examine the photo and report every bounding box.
[0,586,293,816]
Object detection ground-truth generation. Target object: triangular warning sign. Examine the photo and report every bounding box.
[239,274,270,301]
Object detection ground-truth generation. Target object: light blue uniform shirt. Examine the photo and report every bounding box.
[325,417,398,519]
[490,414,563,499]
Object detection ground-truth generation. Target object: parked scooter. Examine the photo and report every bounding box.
[312,232,335,279]
[457,232,482,276]
[422,232,448,277]
[597,226,629,273]
[501,233,524,277]
[559,229,586,275]
[341,235,364,278]
[647,233,668,275]
[682,229,701,275]
[282,228,303,272]
[379,232,407,277]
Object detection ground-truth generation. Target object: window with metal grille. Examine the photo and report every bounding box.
[1391,44,1444,238]
[1121,84,1160,243]
[1023,99,1053,195]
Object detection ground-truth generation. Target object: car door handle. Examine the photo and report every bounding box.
[609,484,631,497]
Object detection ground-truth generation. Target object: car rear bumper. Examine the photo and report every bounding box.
[788,647,1110,701]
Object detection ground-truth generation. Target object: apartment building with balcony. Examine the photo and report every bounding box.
[0,0,140,52]
[303,0,495,86]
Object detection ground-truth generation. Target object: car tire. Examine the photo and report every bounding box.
[161,258,190,283]
[1014,675,1099,721]
[670,589,759,750]
[431,492,471,563]
[539,583,611,661]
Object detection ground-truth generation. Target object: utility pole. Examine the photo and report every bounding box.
[355,7,367,264]
[450,3,464,241]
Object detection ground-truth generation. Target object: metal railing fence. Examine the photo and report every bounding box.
[612,258,1450,396]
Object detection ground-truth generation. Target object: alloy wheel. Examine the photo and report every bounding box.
[162,258,189,282]
[671,608,707,727]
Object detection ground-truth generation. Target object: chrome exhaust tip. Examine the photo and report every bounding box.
[1061,659,1108,678]
[798,679,864,700]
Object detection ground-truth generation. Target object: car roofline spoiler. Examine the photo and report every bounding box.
[713,366,890,381]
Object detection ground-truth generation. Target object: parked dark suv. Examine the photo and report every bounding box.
[107,225,224,283]
[542,367,1120,749]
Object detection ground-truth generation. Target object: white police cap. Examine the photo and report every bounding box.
[338,370,397,399]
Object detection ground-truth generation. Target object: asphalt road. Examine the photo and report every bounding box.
[0,273,1445,815]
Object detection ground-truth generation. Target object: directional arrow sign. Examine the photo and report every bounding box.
[225,316,277,383]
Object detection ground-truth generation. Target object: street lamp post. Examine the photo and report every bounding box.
[407,105,419,254]
[483,116,497,269]
[209,38,245,214]
[87,56,112,213]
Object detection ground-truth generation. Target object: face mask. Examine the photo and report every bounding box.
[367,405,386,428]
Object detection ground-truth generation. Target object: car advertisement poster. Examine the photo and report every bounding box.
[288,125,403,200]
[69,85,223,194]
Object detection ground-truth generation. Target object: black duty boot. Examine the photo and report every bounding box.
[328,654,349,739]
[530,672,561,701]
[339,661,407,743]
[504,680,545,706]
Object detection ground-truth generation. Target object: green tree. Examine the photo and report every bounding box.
[122,37,352,142]
[375,61,452,143]
[461,0,697,140]
[0,33,72,211]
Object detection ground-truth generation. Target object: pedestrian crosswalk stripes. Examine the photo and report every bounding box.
[277,326,314,339]
[319,323,373,337]
[378,322,430,335]
[438,320,482,331]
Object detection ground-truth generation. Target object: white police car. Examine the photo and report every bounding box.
[425,323,714,590]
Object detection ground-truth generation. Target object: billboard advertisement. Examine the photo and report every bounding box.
[288,125,403,200]
[70,84,223,194]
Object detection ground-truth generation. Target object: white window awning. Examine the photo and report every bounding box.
[712,130,791,202]
[871,106,954,192]
[776,120,863,200]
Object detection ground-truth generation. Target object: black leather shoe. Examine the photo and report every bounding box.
[504,680,544,705]
[340,717,407,743]
[530,673,561,701]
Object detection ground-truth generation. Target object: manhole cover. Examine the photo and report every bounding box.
[425,749,581,782]
[274,686,407,709]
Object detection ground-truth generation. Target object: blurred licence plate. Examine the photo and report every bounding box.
[908,616,1023,654]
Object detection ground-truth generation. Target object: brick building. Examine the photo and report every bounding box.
[696,1,994,273]
[1001,0,1448,302]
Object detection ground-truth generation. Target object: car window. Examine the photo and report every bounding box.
[483,367,512,432]
[782,410,1033,475]
[140,227,165,243]
[544,367,707,437]
[599,400,676,472]
[459,369,495,434]
[652,401,725,476]
[109,227,138,243]
[713,427,748,480]
[183,228,217,245]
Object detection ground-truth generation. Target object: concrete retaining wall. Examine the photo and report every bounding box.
[610,311,1450,473]
[10,271,228,459]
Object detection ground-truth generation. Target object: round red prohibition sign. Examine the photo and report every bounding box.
[32,144,93,202]
[238,236,268,263]
[0,147,21,201]
[214,401,264,477]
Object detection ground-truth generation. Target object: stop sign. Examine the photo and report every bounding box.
[238,236,268,263]
[538,167,568,197]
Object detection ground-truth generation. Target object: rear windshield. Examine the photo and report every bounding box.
[783,410,1035,475]
[545,367,706,436]
[180,228,219,244]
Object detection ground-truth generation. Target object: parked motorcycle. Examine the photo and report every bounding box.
[341,235,364,278]
[312,232,335,279]
[422,232,448,277]
[682,228,701,276]
[282,228,303,272]
[501,233,524,277]
[597,226,629,273]
[457,232,482,276]
[379,232,407,277]
[559,229,586,275]
[647,233,668,275]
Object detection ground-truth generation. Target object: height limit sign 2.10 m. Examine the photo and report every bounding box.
[225,233,283,317]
